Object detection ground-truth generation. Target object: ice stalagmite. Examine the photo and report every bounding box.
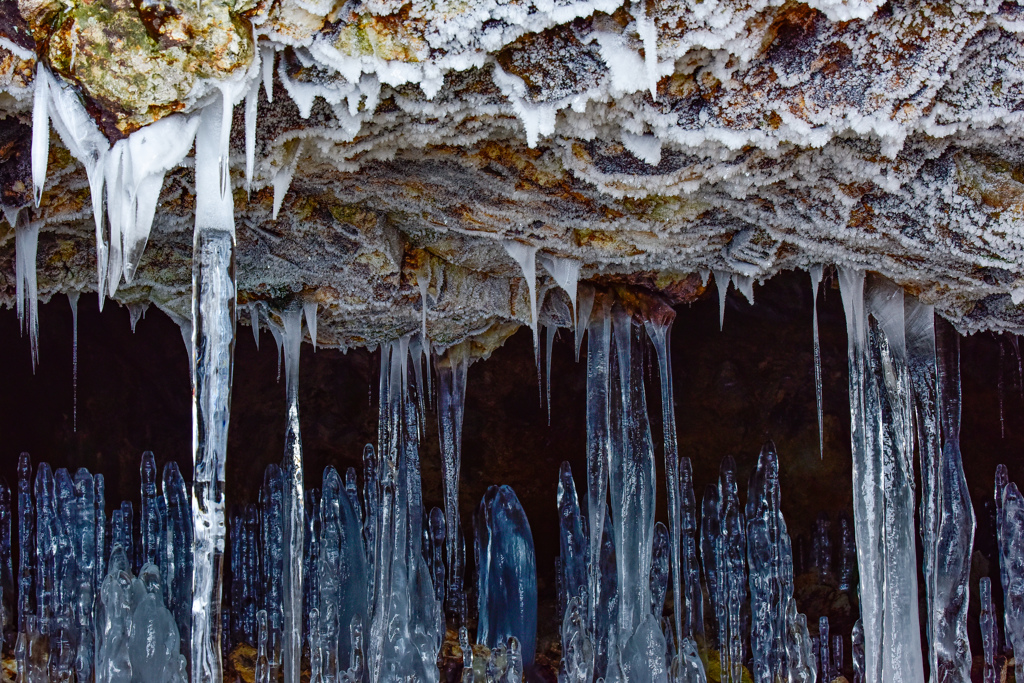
[436,345,469,624]
[998,476,1024,679]
[557,462,587,612]
[839,270,924,683]
[318,465,368,680]
[475,485,538,668]
[279,304,306,683]
[260,465,285,672]
[163,462,192,664]
[980,577,998,683]
[190,92,238,683]
[906,297,974,683]
[715,457,746,683]
[746,442,786,683]
[73,468,97,683]
[679,457,703,642]
[17,453,33,627]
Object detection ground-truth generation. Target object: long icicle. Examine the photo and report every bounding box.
[190,89,238,683]
[809,265,824,459]
[68,292,79,432]
[645,305,682,652]
[280,303,305,683]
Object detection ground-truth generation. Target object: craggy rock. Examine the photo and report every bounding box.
[0,0,1022,352]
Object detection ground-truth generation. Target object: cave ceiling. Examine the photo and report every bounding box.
[0,0,1022,352]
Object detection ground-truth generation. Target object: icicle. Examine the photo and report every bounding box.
[999,344,1006,438]
[733,274,755,304]
[249,303,261,350]
[32,64,49,207]
[809,265,824,459]
[67,292,80,432]
[245,74,259,194]
[475,485,537,667]
[280,304,305,683]
[261,46,276,103]
[575,284,595,361]
[128,302,148,333]
[635,0,658,100]
[272,140,302,220]
[436,345,469,624]
[503,240,540,365]
[539,255,581,319]
[303,300,318,351]
[417,262,430,351]
[544,324,555,425]
[15,216,40,370]
[191,90,238,683]
[713,270,729,330]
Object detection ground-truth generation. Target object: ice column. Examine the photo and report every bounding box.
[436,345,469,624]
[585,295,612,637]
[190,92,238,683]
[279,304,306,683]
[906,299,974,683]
[838,270,924,683]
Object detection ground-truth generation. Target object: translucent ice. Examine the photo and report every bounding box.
[475,485,537,667]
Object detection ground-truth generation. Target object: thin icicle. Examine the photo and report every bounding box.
[280,303,305,683]
[250,303,261,350]
[809,266,824,459]
[418,262,430,351]
[244,75,260,194]
[303,301,318,351]
[503,240,540,365]
[713,270,728,330]
[15,215,40,370]
[68,292,79,432]
[261,46,276,103]
[31,64,49,207]
[544,325,555,425]
[575,284,595,361]
[635,0,658,100]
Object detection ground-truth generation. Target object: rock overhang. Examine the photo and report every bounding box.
[0,0,1022,355]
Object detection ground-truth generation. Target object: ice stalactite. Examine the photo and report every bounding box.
[839,269,924,683]
[475,485,538,667]
[540,255,582,320]
[31,64,49,207]
[190,90,238,683]
[68,292,80,431]
[809,266,824,459]
[15,213,40,369]
[436,344,469,625]
[503,241,541,365]
[907,298,974,683]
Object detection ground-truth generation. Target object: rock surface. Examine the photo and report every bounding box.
[0,0,1023,350]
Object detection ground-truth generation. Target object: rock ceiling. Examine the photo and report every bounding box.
[0,0,1022,351]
